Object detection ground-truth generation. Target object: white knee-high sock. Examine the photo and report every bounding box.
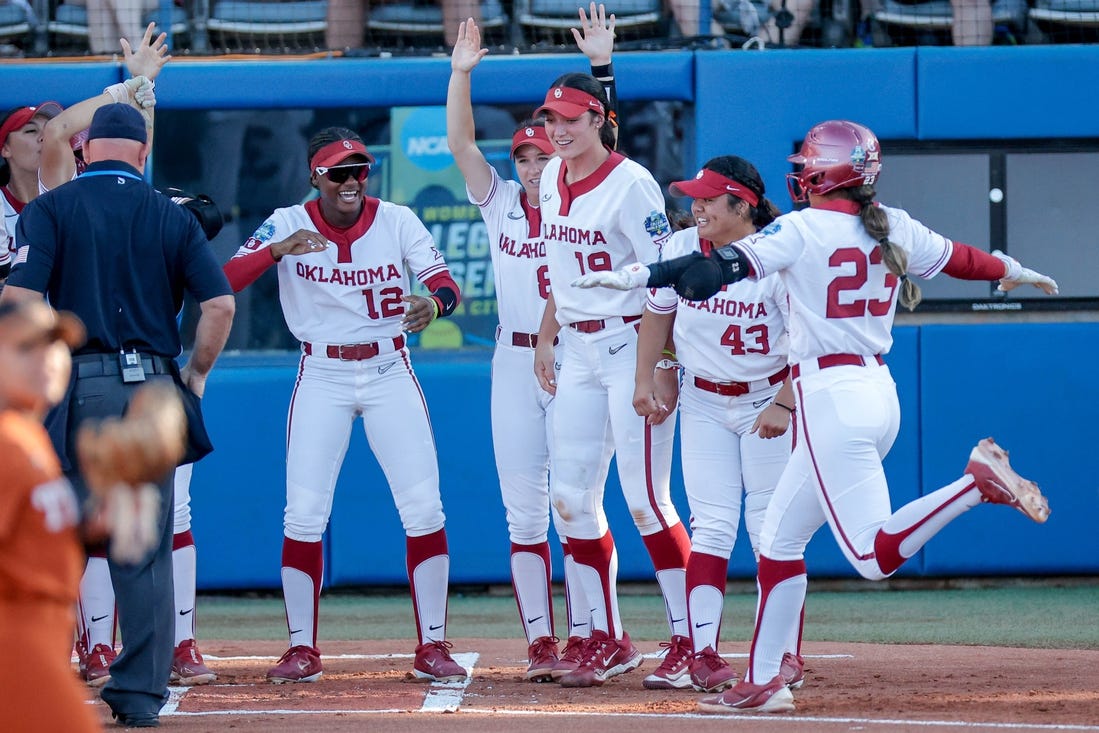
[173,531,198,646]
[510,542,554,643]
[79,555,115,649]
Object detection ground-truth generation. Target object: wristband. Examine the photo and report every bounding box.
[662,348,677,360]
[655,359,680,371]
[773,401,795,414]
[104,82,131,104]
[430,297,441,320]
[590,62,614,78]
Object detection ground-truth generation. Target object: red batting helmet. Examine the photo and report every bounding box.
[786,120,881,203]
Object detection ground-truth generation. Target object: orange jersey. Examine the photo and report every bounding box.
[0,410,83,604]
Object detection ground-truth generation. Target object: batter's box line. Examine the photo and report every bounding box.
[640,651,855,660]
[160,653,480,717]
[204,653,417,661]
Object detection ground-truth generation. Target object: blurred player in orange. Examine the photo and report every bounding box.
[0,300,101,733]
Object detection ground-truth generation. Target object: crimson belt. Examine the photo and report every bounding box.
[302,334,406,361]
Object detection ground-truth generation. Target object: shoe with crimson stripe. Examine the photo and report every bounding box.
[966,438,1050,523]
[643,634,693,689]
[698,674,795,714]
[550,635,585,681]
[557,630,642,688]
[413,640,468,682]
[525,635,560,682]
[690,646,737,692]
[267,645,323,684]
[780,652,804,689]
[171,639,217,685]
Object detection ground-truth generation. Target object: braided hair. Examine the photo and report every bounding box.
[846,184,922,311]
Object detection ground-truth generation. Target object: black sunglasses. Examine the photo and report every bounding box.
[314,163,370,184]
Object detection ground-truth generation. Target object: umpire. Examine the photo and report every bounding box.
[0,103,235,728]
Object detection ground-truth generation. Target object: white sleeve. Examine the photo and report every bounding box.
[619,173,672,264]
[735,215,805,280]
[400,207,449,283]
[884,206,953,279]
[233,209,291,257]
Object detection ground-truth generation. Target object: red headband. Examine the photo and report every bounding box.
[310,139,376,172]
[535,86,606,120]
[510,125,554,157]
[0,101,62,149]
[669,168,760,207]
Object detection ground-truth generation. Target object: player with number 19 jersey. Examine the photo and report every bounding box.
[736,204,951,361]
[540,153,670,325]
[232,198,448,344]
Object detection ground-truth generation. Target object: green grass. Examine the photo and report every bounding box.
[195,581,1099,650]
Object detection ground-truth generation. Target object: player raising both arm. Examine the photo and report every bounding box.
[634,155,801,693]
[446,3,622,683]
[223,127,467,685]
[576,119,1055,714]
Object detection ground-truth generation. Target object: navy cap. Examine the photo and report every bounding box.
[87,103,147,144]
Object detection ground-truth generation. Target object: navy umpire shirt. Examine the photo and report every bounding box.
[7,159,231,357]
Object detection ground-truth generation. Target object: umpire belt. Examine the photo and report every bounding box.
[692,365,790,397]
[302,334,406,361]
[73,352,175,379]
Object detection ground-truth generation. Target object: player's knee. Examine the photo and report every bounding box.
[549,482,597,526]
[506,508,550,545]
[172,504,191,534]
[690,530,737,559]
[394,482,446,535]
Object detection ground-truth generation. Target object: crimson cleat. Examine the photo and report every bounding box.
[413,640,468,682]
[642,634,693,689]
[267,645,323,684]
[690,646,737,693]
[966,438,1050,523]
[780,652,804,689]
[550,635,586,681]
[525,635,560,682]
[557,630,642,688]
[81,643,116,688]
[698,674,795,714]
[171,639,217,685]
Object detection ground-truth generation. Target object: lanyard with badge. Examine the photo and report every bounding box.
[81,168,149,382]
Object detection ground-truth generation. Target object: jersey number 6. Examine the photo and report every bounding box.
[826,246,899,319]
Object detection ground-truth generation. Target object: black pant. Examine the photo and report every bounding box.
[63,369,176,718]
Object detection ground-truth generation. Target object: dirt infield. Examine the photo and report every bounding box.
[88,639,1099,732]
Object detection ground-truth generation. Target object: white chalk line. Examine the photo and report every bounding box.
[420,652,478,712]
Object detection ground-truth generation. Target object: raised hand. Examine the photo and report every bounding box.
[452,18,489,73]
[122,23,171,82]
[572,2,615,65]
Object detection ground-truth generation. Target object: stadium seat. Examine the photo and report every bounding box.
[47,1,189,49]
[365,0,509,43]
[1,0,37,46]
[205,0,327,46]
[515,0,665,46]
[871,0,1028,44]
[1028,0,1099,42]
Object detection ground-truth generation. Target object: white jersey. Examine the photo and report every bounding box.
[648,227,789,383]
[233,198,448,344]
[2,188,22,264]
[735,203,951,362]
[540,152,671,325]
[470,167,548,335]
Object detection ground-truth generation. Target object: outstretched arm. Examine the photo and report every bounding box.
[446,18,493,202]
[573,3,619,148]
[572,244,751,301]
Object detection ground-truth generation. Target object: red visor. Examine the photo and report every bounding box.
[535,86,605,120]
[310,139,376,172]
[510,125,554,157]
[0,101,63,146]
[669,168,760,207]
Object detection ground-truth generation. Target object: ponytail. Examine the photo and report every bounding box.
[849,185,921,311]
[751,197,782,229]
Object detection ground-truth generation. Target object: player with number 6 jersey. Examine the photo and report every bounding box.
[223,127,468,685]
[635,156,797,693]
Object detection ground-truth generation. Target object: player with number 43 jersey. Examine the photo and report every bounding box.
[223,127,468,686]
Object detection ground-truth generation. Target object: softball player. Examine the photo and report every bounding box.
[447,6,620,682]
[532,73,691,689]
[575,119,1055,713]
[635,156,797,692]
[223,127,467,684]
[1,102,62,268]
